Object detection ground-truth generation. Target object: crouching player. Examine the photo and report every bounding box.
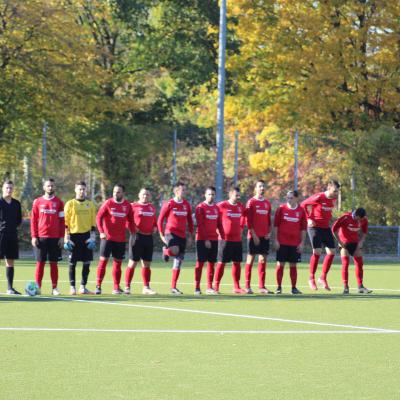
[157,182,194,295]
[124,188,157,295]
[332,208,372,294]
[64,181,96,295]
[273,190,307,294]
[194,186,221,295]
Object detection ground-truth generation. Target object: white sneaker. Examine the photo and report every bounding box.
[70,286,77,295]
[142,287,157,295]
[358,286,372,294]
[124,287,131,295]
[259,287,274,294]
[194,289,202,296]
[245,287,254,294]
[171,288,183,295]
[52,287,60,296]
[205,288,217,295]
[79,286,93,295]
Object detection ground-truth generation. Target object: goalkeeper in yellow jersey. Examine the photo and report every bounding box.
[64,181,96,295]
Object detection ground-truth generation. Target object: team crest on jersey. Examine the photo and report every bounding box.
[52,202,56,208]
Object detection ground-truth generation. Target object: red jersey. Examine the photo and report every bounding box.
[332,212,368,244]
[301,192,336,228]
[31,196,65,238]
[130,202,157,235]
[217,200,245,242]
[274,204,307,246]
[195,202,220,241]
[157,199,194,239]
[96,198,135,243]
[245,197,272,238]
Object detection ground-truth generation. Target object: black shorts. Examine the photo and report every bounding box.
[307,227,335,249]
[100,239,125,260]
[218,240,243,263]
[166,233,186,255]
[69,232,93,263]
[276,245,301,264]
[196,240,218,262]
[129,233,153,262]
[341,242,358,257]
[34,238,62,262]
[0,233,19,259]
[247,237,270,255]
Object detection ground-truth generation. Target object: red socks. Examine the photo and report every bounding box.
[171,268,180,289]
[142,267,151,287]
[112,260,122,289]
[244,263,252,289]
[214,263,225,291]
[354,256,364,286]
[231,262,241,290]
[194,261,204,290]
[309,254,320,278]
[258,261,266,288]
[341,256,350,285]
[35,261,45,287]
[49,262,58,288]
[321,254,334,279]
[289,265,297,287]
[96,258,108,286]
[207,262,215,289]
[125,266,135,288]
[276,264,284,286]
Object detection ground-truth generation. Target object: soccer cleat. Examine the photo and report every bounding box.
[358,285,372,294]
[259,287,274,294]
[52,287,60,296]
[206,288,217,295]
[79,286,93,295]
[171,288,183,295]
[124,286,131,295]
[95,285,102,295]
[70,286,77,295]
[291,287,302,295]
[275,286,282,294]
[112,287,124,295]
[6,288,21,295]
[162,246,170,262]
[194,289,202,296]
[245,287,254,294]
[343,286,350,295]
[233,288,246,294]
[317,277,331,291]
[142,287,157,295]
[308,278,318,290]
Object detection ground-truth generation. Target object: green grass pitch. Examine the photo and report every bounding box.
[1,259,399,400]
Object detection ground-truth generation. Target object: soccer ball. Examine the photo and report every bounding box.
[25,281,39,296]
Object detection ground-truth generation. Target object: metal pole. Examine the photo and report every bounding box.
[234,130,239,186]
[215,0,227,202]
[294,130,299,191]
[350,172,356,210]
[42,122,47,181]
[172,129,177,186]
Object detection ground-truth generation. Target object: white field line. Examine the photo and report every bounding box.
[32,296,400,333]
[2,279,400,292]
[0,327,399,334]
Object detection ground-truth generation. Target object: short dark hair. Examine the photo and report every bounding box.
[354,207,366,218]
[287,190,299,198]
[3,180,13,186]
[255,179,265,186]
[205,186,216,193]
[114,183,125,192]
[327,179,340,189]
[75,181,86,187]
[229,186,240,194]
[139,187,150,192]
[43,178,55,184]
[173,181,185,189]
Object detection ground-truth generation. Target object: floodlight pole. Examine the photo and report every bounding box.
[42,121,48,181]
[172,128,177,186]
[234,130,239,186]
[294,130,299,191]
[215,0,227,201]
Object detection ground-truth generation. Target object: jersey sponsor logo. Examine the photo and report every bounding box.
[110,210,127,218]
[256,210,268,215]
[283,215,299,222]
[227,211,242,218]
[39,208,57,214]
[206,215,218,220]
[140,211,154,217]
[173,211,188,216]
[321,203,333,211]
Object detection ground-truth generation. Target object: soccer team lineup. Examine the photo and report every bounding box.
[1,177,372,297]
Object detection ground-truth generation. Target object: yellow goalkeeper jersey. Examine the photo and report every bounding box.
[64,198,96,234]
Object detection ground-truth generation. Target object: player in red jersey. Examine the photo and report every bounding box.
[124,188,157,295]
[301,180,340,291]
[31,178,65,295]
[194,186,221,295]
[95,184,136,295]
[213,186,246,294]
[244,180,274,294]
[157,182,194,295]
[273,190,307,294]
[332,207,372,294]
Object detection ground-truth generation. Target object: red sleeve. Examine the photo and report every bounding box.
[157,202,170,235]
[217,205,224,237]
[332,215,346,233]
[30,200,39,238]
[361,218,368,234]
[186,202,194,234]
[300,209,307,230]
[195,205,207,238]
[267,202,272,233]
[96,201,108,234]
[273,206,281,227]
[240,203,246,229]
[127,203,136,234]
[245,200,254,230]
[58,199,65,238]
[301,193,320,217]
[153,206,157,229]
